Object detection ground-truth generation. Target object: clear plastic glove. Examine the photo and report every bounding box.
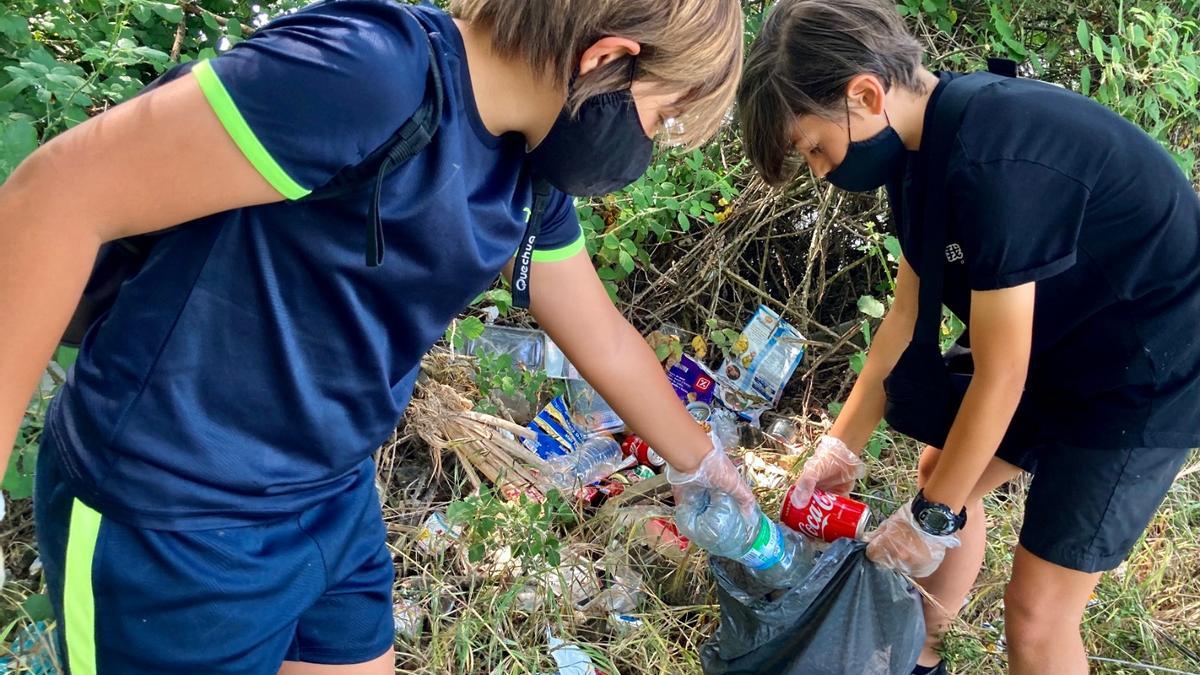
[665,444,757,519]
[865,500,961,577]
[787,435,866,510]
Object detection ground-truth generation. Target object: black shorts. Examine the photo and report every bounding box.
[994,441,1190,573]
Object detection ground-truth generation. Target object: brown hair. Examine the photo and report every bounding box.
[738,0,926,185]
[450,0,744,148]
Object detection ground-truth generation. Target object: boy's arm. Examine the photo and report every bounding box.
[0,73,285,472]
[522,252,711,472]
[921,282,1033,510]
[829,254,919,451]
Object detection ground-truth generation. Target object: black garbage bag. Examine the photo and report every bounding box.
[700,538,925,675]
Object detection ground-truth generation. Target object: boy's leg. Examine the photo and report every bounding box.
[1005,444,1189,675]
[1004,547,1099,675]
[279,648,395,675]
[913,447,1024,667]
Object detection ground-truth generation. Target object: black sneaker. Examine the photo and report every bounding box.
[912,662,948,675]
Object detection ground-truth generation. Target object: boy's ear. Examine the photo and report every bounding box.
[577,37,642,78]
[845,74,888,116]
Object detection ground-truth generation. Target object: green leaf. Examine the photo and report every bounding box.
[152,2,184,23]
[882,235,902,261]
[226,17,242,38]
[2,447,35,500]
[0,13,31,43]
[676,212,689,229]
[0,119,38,179]
[54,346,79,370]
[1091,35,1106,64]
[468,543,486,563]
[1076,19,1090,51]
[22,594,53,622]
[990,6,1014,41]
[857,295,886,319]
[202,12,222,31]
[1079,66,1092,97]
[459,316,486,341]
[618,250,635,274]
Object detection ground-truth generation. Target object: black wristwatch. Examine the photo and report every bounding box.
[911,489,968,536]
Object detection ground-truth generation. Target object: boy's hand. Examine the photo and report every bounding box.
[788,435,865,510]
[665,444,757,518]
[865,500,960,577]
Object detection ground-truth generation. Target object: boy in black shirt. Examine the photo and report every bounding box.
[738,0,1198,673]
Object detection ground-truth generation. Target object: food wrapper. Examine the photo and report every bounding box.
[717,305,805,421]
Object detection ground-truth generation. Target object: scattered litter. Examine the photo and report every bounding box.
[28,556,42,576]
[0,621,57,675]
[393,599,426,641]
[716,305,806,423]
[462,325,546,369]
[525,396,586,460]
[762,416,801,453]
[667,354,718,406]
[608,613,644,634]
[576,562,644,616]
[707,407,742,451]
[620,434,665,469]
[544,629,599,675]
[545,338,583,380]
[415,511,461,557]
[566,380,624,436]
[615,508,692,562]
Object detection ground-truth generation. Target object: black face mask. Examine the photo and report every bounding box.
[528,59,653,197]
[824,103,906,193]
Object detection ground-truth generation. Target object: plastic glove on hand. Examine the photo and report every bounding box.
[865,500,961,578]
[666,444,757,519]
[788,435,866,511]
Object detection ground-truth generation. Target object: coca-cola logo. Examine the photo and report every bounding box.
[800,491,837,537]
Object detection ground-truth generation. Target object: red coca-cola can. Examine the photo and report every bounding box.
[621,434,666,468]
[780,487,871,542]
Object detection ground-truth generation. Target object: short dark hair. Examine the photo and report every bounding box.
[738,0,926,185]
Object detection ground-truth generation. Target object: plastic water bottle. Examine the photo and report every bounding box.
[675,489,811,589]
[546,436,636,490]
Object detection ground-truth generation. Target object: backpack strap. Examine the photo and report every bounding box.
[302,15,445,268]
[910,71,1007,348]
[511,178,553,310]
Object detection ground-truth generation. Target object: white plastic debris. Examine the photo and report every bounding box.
[544,629,596,675]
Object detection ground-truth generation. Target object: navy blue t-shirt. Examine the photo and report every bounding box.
[49,0,584,529]
[888,72,1200,449]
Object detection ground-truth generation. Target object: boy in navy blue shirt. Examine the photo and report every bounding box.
[0,1,752,672]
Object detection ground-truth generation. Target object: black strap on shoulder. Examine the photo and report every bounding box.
[911,71,1007,347]
[302,19,444,267]
[511,178,553,310]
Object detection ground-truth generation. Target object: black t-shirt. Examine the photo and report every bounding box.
[887,72,1200,449]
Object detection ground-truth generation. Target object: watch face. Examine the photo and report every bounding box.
[917,508,955,536]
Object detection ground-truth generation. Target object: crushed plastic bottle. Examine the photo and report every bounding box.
[546,436,636,491]
[675,488,812,589]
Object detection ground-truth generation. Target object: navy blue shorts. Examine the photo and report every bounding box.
[34,440,395,674]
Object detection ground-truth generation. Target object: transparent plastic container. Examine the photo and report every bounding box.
[546,436,636,490]
[675,489,812,589]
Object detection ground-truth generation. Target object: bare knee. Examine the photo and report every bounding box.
[1004,579,1081,647]
[916,446,942,488]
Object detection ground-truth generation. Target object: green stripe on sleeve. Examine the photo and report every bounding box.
[192,60,311,200]
[531,232,586,263]
[65,498,102,675]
